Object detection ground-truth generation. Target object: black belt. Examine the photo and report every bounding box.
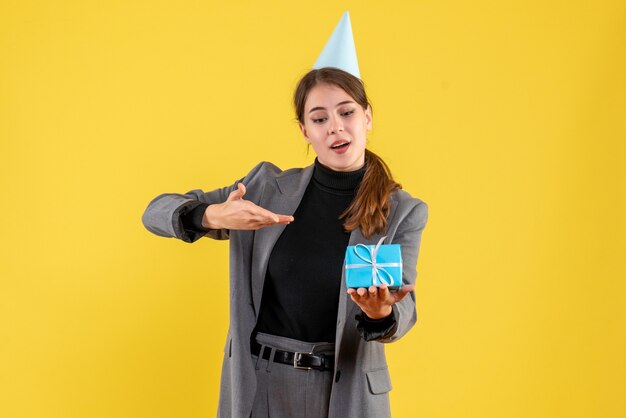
[252,341,334,372]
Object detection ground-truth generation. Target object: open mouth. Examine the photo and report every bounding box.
[330,140,350,150]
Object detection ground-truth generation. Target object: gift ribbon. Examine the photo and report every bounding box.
[345,236,402,286]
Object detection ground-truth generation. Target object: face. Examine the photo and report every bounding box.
[299,83,372,172]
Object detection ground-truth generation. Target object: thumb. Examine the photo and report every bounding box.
[393,284,416,303]
[227,182,246,201]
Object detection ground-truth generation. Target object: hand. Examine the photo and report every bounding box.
[202,183,294,230]
[347,284,415,319]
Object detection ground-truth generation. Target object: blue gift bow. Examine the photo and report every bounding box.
[345,236,402,286]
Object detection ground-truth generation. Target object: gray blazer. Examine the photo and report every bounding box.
[141,161,428,418]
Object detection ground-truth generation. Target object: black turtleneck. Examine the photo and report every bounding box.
[254,159,366,342]
[180,159,396,343]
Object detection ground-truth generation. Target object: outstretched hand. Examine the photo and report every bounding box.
[202,183,294,230]
[347,284,415,319]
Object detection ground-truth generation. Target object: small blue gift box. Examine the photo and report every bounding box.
[344,236,403,289]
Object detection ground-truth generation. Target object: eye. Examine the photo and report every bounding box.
[341,109,356,117]
[312,117,327,124]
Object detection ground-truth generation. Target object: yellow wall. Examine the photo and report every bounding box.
[1,1,624,417]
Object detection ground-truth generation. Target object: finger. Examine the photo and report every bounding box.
[267,213,280,223]
[347,291,370,308]
[347,289,359,301]
[368,286,378,297]
[254,218,290,229]
[379,285,391,301]
[227,183,245,201]
[349,294,368,310]
[276,214,295,223]
[393,284,416,303]
[356,287,367,297]
[253,217,278,228]
[266,214,294,226]
[251,206,280,224]
[347,288,360,302]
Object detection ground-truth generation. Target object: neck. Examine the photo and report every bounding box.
[312,158,366,193]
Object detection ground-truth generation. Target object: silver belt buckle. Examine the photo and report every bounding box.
[293,352,313,370]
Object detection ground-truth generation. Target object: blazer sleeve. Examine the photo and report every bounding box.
[375,200,429,343]
[140,161,270,244]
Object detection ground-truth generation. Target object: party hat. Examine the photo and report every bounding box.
[312,11,360,79]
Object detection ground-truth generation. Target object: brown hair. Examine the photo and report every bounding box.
[293,67,401,239]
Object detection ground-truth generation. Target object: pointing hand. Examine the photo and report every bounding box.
[202,183,294,230]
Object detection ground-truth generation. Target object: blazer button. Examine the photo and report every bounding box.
[334,370,341,383]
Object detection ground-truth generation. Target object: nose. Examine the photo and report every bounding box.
[328,116,344,135]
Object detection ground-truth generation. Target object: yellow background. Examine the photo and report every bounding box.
[1,1,625,417]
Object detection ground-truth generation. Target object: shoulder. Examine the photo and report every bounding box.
[392,188,428,212]
[242,161,282,180]
[241,162,312,198]
[242,161,307,183]
[391,188,429,229]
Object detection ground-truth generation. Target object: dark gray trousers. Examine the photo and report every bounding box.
[250,332,335,418]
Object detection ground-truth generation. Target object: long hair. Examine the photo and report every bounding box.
[293,67,401,239]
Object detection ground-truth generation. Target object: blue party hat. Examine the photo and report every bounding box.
[313,11,360,79]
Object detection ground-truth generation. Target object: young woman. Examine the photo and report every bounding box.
[142,67,428,418]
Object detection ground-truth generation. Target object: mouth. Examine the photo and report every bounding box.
[330,139,350,150]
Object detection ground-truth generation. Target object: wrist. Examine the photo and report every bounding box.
[202,204,223,229]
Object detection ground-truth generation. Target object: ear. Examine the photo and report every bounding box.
[365,105,373,131]
[298,122,310,142]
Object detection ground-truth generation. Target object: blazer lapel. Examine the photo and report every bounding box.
[250,164,315,317]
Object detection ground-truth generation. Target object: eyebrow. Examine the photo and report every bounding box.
[308,100,355,114]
